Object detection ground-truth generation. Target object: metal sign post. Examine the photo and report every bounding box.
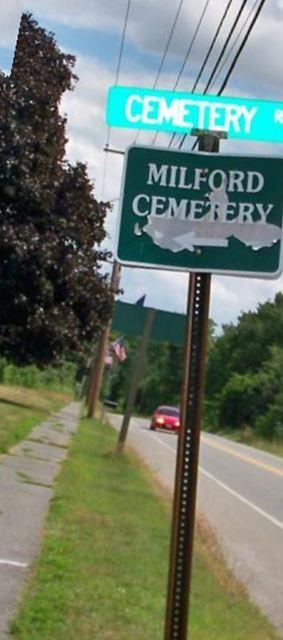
[164,133,220,640]
[107,81,283,639]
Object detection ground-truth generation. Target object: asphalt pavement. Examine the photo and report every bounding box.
[0,402,80,639]
[109,413,283,633]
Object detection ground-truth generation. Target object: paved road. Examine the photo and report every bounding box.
[109,414,283,632]
[0,402,80,639]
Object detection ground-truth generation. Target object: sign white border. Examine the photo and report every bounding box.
[115,145,283,280]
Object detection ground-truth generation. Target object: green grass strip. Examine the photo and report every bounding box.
[0,384,71,453]
[11,418,279,640]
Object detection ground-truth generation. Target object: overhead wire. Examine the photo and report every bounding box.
[102,0,132,199]
[210,0,261,91]
[177,0,266,150]
[168,0,235,148]
[190,0,235,93]
[217,0,267,95]
[103,0,267,301]
[202,0,250,93]
[134,0,185,144]
[172,0,250,149]
[111,0,266,301]
[116,1,187,297]
[114,0,132,86]
[152,0,212,146]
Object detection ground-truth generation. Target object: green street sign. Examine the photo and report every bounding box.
[116,146,283,278]
[107,86,283,143]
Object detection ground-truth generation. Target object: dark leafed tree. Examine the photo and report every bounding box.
[0,14,112,365]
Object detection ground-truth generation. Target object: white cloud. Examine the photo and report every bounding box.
[117,267,283,328]
[0,0,21,49]
[24,0,283,98]
[59,50,283,327]
[0,1,279,328]
[211,273,283,327]
[45,0,283,330]
[24,0,131,32]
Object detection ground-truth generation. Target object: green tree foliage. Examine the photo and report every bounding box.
[107,318,215,415]
[106,336,183,415]
[0,358,76,394]
[206,292,283,398]
[0,14,112,366]
[205,294,283,438]
[254,346,283,438]
[136,341,183,413]
[218,372,263,430]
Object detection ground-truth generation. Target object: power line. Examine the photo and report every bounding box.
[203,0,249,93]
[102,0,132,198]
[210,0,261,91]
[152,0,212,146]
[153,0,186,90]
[178,0,265,150]
[217,0,267,95]
[114,0,132,86]
[191,0,235,93]
[172,0,212,92]
[168,0,235,148]
[175,0,250,150]
[134,0,185,145]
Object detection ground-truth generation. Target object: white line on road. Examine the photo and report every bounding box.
[199,467,283,532]
[0,559,27,568]
[150,432,177,452]
[148,430,283,532]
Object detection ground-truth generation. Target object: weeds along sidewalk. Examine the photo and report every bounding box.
[10,417,279,640]
[0,402,81,639]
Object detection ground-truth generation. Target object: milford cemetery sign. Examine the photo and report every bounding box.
[107,86,283,143]
[116,146,283,278]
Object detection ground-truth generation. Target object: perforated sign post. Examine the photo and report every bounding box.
[115,137,283,640]
[116,145,283,278]
[109,86,283,640]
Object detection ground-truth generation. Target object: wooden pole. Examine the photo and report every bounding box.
[87,260,120,418]
[116,307,156,451]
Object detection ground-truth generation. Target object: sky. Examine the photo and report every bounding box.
[1,0,283,328]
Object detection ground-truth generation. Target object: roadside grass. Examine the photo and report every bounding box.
[217,427,283,458]
[0,384,71,453]
[10,417,279,640]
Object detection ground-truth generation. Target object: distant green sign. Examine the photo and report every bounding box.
[112,301,186,346]
[116,146,283,278]
[107,86,283,143]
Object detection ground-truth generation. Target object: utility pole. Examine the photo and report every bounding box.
[116,307,156,451]
[87,260,121,419]
[164,131,225,640]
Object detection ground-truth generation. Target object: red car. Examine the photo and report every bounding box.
[150,406,180,432]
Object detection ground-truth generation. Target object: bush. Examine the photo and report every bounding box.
[218,373,264,430]
[202,399,219,432]
[0,360,76,394]
[255,390,283,439]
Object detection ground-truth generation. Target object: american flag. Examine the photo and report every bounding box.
[110,336,127,362]
[104,349,113,366]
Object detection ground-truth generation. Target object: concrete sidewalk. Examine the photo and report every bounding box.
[0,401,81,639]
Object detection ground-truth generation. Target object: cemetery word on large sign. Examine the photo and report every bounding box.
[107,86,283,143]
[116,146,283,278]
